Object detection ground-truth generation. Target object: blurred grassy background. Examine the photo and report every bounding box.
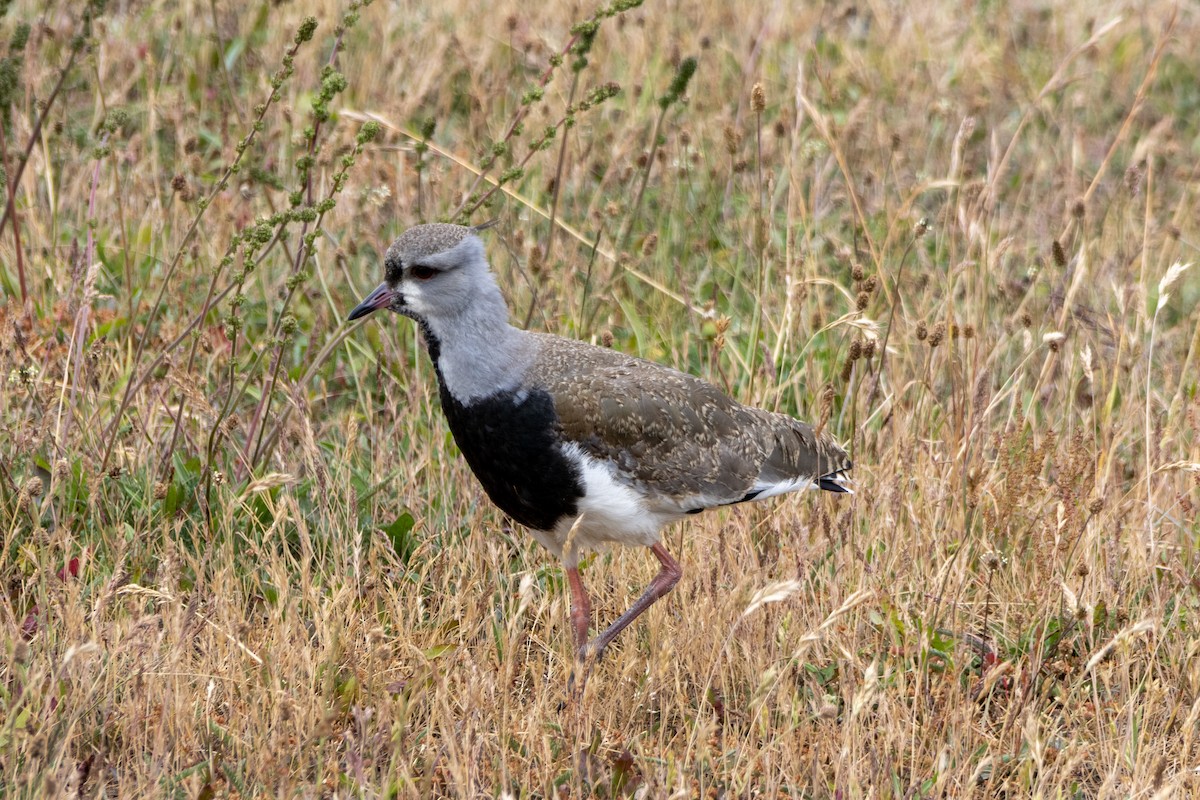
[1,0,1198,796]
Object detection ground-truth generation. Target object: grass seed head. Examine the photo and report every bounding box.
[815,383,835,435]
[1052,239,1067,268]
[642,233,658,256]
[528,243,544,275]
[928,321,946,347]
[723,124,741,154]
[1125,159,1145,195]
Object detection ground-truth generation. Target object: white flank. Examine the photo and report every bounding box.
[537,445,855,564]
[543,444,676,565]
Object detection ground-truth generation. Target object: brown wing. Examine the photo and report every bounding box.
[528,335,849,506]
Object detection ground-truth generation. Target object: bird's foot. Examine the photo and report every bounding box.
[577,639,606,663]
[565,641,605,698]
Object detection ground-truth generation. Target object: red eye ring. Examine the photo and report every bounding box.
[409,265,437,280]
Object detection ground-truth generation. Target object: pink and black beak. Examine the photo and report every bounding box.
[348,282,398,321]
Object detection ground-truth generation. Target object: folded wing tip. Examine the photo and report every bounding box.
[817,472,855,494]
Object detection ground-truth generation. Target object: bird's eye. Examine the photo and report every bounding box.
[409,265,437,281]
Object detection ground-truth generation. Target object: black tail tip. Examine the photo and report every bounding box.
[817,468,854,493]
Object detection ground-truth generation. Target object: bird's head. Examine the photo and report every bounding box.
[348,221,499,327]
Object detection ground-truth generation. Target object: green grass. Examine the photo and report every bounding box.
[1,0,1199,796]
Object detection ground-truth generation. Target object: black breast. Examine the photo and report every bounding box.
[438,384,583,532]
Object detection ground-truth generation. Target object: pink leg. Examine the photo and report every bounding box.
[566,566,592,651]
[581,543,682,660]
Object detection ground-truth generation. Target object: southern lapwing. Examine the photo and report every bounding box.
[349,222,852,660]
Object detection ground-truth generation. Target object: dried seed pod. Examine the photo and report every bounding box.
[750,83,766,113]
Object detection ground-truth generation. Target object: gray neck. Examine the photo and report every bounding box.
[425,282,536,404]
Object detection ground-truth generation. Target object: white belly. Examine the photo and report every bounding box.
[526,444,685,566]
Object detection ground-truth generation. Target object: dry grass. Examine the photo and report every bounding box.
[2,0,1199,796]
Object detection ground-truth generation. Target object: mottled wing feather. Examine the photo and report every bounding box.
[528,335,850,508]
[751,409,852,485]
[546,357,761,498]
